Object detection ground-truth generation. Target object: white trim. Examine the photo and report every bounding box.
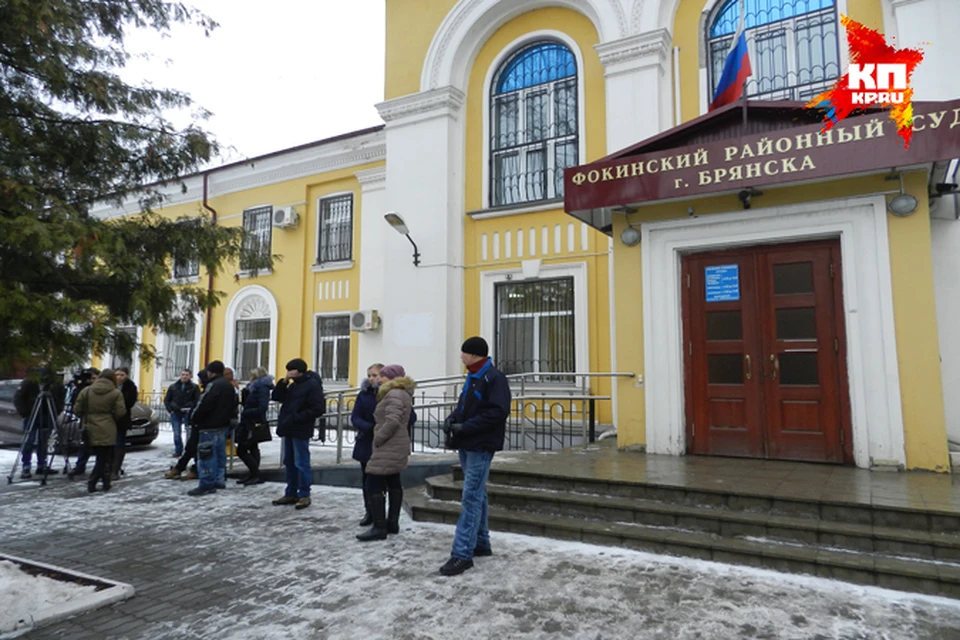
[312,311,353,384]
[102,327,143,387]
[469,199,566,220]
[223,285,279,377]
[315,190,356,266]
[152,313,204,394]
[607,235,619,430]
[237,269,273,279]
[640,195,905,469]
[311,261,355,273]
[481,31,588,211]
[479,262,590,378]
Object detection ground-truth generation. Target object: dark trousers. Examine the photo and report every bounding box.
[175,425,199,473]
[365,473,401,494]
[235,428,261,476]
[90,446,114,488]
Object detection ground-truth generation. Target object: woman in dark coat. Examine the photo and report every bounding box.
[357,364,415,542]
[236,367,274,485]
[351,363,384,526]
[112,367,138,481]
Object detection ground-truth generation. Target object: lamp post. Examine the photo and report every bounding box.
[384,212,421,266]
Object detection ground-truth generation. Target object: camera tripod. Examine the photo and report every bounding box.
[5,387,69,486]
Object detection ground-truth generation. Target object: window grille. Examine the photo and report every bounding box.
[316,315,350,383]
[235,319,270,378]
[490,42,578,208]
[109,327,138,372]
[241,206,272,270]
[317,195,353,264]
[494,277,575,382]
[172,257,199,279]
[707,0,839,102]
[162,323,196,384]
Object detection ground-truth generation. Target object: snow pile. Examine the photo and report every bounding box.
[0,560,98,633]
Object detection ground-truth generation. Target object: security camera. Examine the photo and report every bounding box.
[738,190,753,209]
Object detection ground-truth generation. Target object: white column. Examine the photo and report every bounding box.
[595,29,673,153]
[890,0,960,100]
[355,166,388,385]
[374,87,466,381]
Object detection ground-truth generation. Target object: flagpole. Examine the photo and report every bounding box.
[742,78,748,126]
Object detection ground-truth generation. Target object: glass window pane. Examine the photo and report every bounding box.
[320,342,334,381]
[779,352,819,385]
[706,311,742,341]
[318,195,353,263]
[336,337,350,382]
[494,153,521,207]
[776,308,817,340]
[708,354,744,384]
[773,263,814,295]
[494,96,518,150]
[525,149,545,202]
[525,91,547,142]
[499,317,534,375]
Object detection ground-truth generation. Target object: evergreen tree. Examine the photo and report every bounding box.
[0,1,266,373]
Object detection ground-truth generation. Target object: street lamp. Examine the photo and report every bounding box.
[384,212,421,266]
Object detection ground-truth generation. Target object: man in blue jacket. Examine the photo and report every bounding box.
[440,336,511,576]
[271,358,325,510]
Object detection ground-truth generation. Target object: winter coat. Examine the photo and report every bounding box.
[240,375,275,427]
[272,370,325,440]
[14,377,66,425]
[74,378,126,447]
[116,379,138,433]
[446,359,511,452]
[352,380,418,464]
[191,375,238,431]
[163,380,201,414]
[366,376,415,476]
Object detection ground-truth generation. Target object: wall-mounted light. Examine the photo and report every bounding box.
[620,226,641,246]
[885,172,919,217]
[384,212,421,266]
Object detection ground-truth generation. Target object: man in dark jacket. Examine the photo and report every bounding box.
[14,368,66,479]
[163,369,200,457]
[187,361,237,496]
[112,367,138,481]
[271,358,324,510]
[439,336,511,577]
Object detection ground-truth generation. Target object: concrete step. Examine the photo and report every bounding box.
[427,475,960,563]
[451,467,960,536]
[406,487,960,600]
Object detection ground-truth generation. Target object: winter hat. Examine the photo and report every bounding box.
[461,336,489,358]
[206,360,225,375]
[379,364,406,380]
[285,358,308,374]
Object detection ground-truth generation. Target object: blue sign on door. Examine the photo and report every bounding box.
[705,264,740,302]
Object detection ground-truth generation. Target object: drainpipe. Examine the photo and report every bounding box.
[202,172,217,364]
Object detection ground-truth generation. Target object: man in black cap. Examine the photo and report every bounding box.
[270,358,325,510]
[439,336,511,576]
[187,361,237,496]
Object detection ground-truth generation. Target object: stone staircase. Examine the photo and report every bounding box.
[406,465,960,599]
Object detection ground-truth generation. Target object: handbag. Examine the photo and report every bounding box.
[251,421,272,443]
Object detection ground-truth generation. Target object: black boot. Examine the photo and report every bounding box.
[356,493,387,541]
[387,487,403,535]
[358,489,373,527]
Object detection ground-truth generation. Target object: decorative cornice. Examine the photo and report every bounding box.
[890,0,926,7]
[355,166,387,186]
[237,294,271,320]
[595,28,671,69]
[375,86,466,124]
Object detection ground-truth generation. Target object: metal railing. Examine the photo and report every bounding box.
[142,371,634,464]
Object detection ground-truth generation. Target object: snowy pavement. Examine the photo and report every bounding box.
[1,434,960,639]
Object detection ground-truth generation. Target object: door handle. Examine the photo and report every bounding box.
[769,354,779,381]
[744,355,752,380]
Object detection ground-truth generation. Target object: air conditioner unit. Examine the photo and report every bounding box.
[272,206,299,229]
[350,309,380,332]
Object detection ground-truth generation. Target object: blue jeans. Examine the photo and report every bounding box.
[170,411,189,456]
[451,450,494,560]
[197,428,228,489]
[21,418,51,470]
[283,437,311,498]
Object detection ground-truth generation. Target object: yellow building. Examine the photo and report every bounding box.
[96,0,960,471]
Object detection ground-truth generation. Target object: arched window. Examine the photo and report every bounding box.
[707,0,840,102]
[490,41,578,208]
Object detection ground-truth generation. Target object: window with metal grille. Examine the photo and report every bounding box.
[490,42,578,208]
[317,194,353,263]
[172,256,199,279]
[495,277,575,381]
[316,315,350,383]
[109,327,138,372]
[235,319,270,378]
[708,0,839,103]
[162,323,195,384]
[241,206,272,270]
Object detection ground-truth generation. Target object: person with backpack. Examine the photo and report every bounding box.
[270,358,325,510]
[439,337,511,576]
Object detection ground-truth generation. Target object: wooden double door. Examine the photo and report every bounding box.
[682,240,852,464]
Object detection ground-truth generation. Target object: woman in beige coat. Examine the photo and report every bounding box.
[357,364,415,542]
[74,369,126,493]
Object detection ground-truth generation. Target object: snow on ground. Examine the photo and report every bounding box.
[0,560,98,632]
[1,431,960,638]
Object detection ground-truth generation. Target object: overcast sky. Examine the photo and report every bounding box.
[121,0,386,165]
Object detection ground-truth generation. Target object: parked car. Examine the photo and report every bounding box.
[126,402,160,446]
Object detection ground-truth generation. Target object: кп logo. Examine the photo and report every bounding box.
[848,64,907,105]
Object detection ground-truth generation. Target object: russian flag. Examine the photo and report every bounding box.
[709,7,752,111]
